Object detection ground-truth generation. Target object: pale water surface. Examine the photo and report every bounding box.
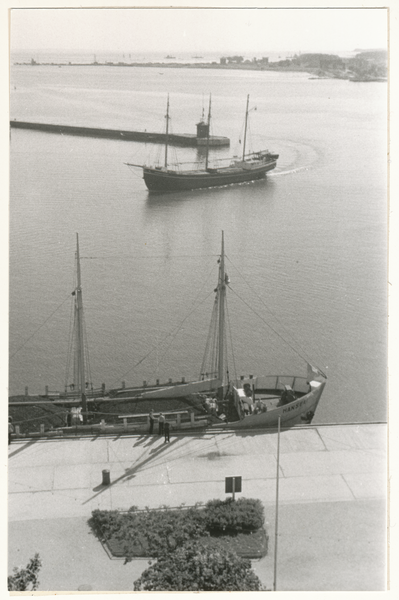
[9,61,387,424]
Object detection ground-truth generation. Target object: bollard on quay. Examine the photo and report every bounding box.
[102,469,110,485]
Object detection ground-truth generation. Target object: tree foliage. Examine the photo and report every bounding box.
[133,541,264,591]
[8,553,42,591]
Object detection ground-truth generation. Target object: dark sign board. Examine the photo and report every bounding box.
[225,476,242,493]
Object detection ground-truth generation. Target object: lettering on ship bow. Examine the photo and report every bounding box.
[283,399,307,413]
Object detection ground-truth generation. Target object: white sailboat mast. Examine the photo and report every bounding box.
[75,233,87,421]
[205,94,211,170]
[164,94,170,168]
[242,94,250,160]
[218,231,226,389]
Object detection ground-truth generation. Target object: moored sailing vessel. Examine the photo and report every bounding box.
[127,95,279,192]
[137,231,327,429]
[10,233,326,434]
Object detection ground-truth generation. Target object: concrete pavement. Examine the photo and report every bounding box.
[8,423,387,591]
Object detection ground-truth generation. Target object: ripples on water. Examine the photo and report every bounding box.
[9,64,387,424]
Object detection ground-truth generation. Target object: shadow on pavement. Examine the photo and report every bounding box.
[82,437,179,504]
[8,438,40,458]
[133,435,147,447]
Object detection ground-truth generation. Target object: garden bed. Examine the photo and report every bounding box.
[90,498,268,561]
[105,527,268,559]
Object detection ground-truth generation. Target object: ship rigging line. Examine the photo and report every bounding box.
[225,255,320,367]
[64,287,76,390]
[225,300,237,382]
[228,284,311,367]
[80,254,218,260]
[199,290,235,384]
[143,285,216,384]
[108,259,217,389]
[82,310,93,389]
[200,294,218,379]
[10,295,71,359]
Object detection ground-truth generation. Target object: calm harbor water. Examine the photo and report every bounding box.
[9,61,387,424]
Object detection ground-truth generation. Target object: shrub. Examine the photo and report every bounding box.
[91,505,208,559]
[119,505,208,558]
[133,540,264,591]
[8,554,42,591]
[90,509,125,539]
[205,497,264,533]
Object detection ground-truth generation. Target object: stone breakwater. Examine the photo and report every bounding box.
[10,121,230,147]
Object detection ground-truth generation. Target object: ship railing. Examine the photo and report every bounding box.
[235,375,310,394]
[9,406,211,439]
[98,409,208,431]
[48,388,106,400]
[117,410,190,428]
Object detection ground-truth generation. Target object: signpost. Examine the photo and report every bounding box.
[225,476,242,500]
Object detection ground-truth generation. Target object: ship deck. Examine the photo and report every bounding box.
[145,161,276,176]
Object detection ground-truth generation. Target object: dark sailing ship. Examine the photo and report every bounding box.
[127,95,279,192]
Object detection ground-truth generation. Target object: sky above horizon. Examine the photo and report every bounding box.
[10,7,388,56]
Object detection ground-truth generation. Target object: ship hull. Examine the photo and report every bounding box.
[140,371,326,430]
[143,157,278,192]
[225,381,325,430]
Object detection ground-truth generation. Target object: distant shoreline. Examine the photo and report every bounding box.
[14,51,387,82]
[15,60,307,73]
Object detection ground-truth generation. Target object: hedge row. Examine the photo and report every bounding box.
[205,498,264,532]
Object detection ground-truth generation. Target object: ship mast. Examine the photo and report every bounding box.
[75,233,87,423]
[242,94,250,161]
[205,94,212,170]
[217,231,226,398]
[164,94,170,168]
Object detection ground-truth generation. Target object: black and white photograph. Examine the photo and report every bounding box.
[6,2,392,593]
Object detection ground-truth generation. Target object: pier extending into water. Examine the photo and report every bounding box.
[10,120,230,148]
